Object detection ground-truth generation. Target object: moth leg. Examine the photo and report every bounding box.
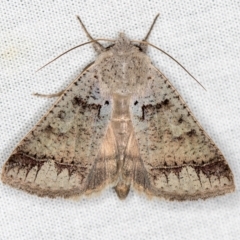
[140,13,160,52]
[33,90,64,98]
[34,62,95,99]
[76,15,105,54]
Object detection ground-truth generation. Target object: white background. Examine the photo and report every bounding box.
[0,1,239,239]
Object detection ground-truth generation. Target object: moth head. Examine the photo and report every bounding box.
[110,33,139,54]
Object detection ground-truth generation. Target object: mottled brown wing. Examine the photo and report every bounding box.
[1,66,118,198]
[130,66,235,200]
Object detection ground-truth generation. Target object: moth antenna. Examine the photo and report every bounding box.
[140,13,160,52]
[36,39,114,72]
[76,15,105,53]
[133,40,206,91]
[143,13,160,42]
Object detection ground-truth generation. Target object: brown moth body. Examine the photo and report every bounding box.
[1,16,235,200]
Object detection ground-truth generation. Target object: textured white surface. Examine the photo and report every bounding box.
[0,1,239,239]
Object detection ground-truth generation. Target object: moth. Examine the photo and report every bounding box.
[1,15,235,201]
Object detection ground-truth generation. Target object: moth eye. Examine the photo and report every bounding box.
[134,101,138,105]
[105,101,109,105]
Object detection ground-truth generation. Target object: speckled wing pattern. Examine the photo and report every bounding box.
[1,30,235,201]
[130,66,235,200]
[1,66,118,198]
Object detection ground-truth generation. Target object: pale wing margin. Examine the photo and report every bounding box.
[2,65,118,198]
[130,65,235,201]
